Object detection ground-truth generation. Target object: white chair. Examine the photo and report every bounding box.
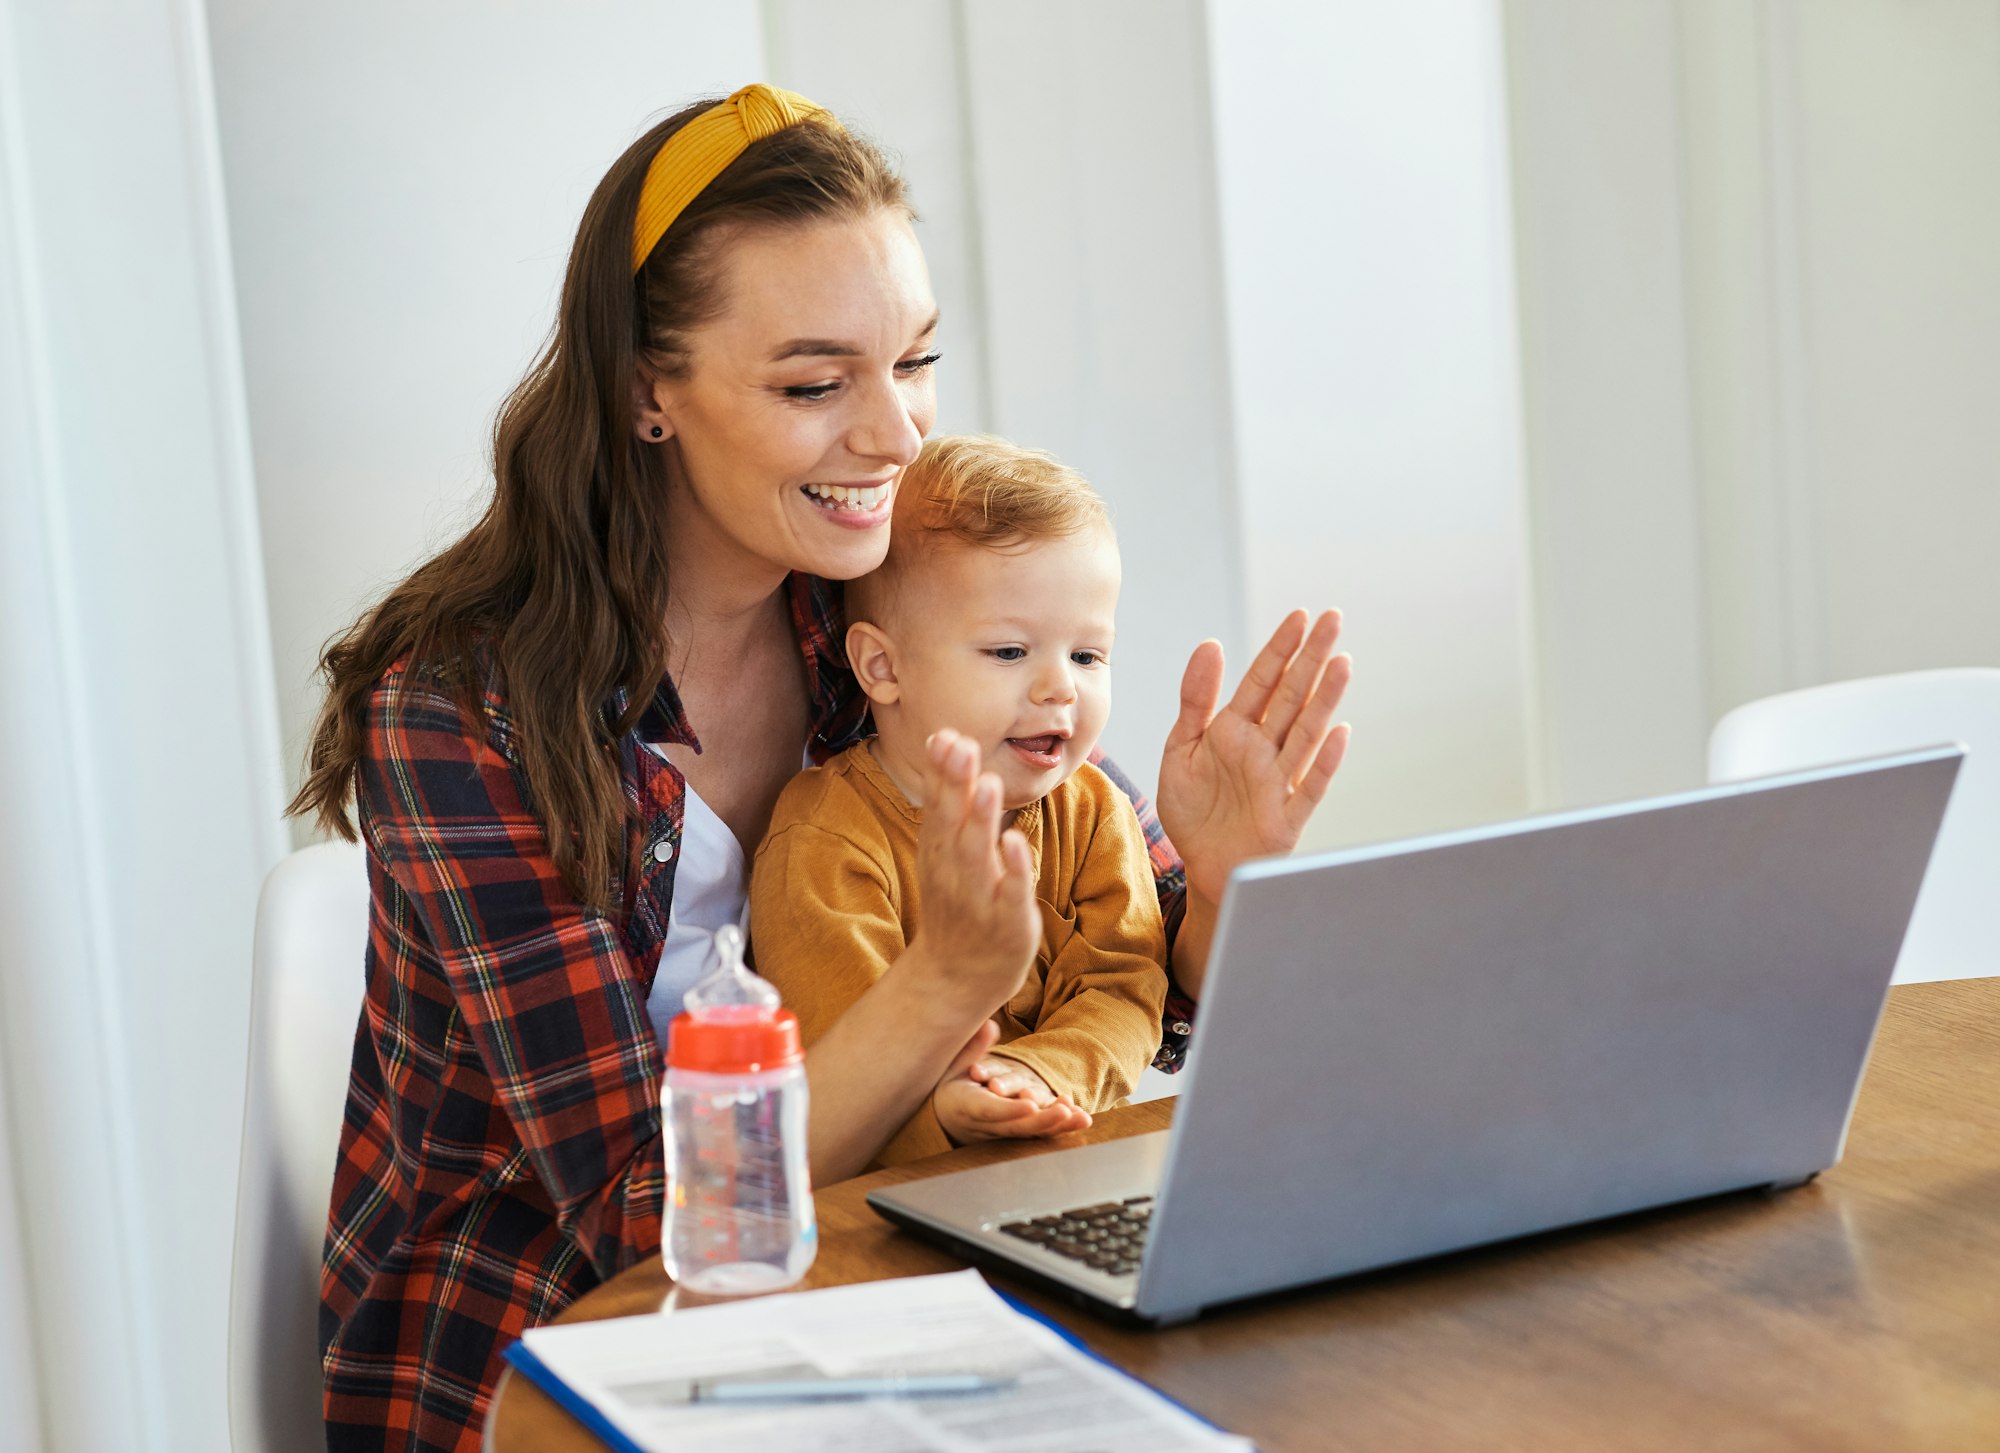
[229,840,371,1453]
[1708,668,2000,984]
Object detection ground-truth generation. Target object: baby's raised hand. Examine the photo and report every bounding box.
[909,729,1040,1020]
[935,1056,1092,1146]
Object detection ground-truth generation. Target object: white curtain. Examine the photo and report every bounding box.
[0,0,288,1448]
[0,1064,44,1451]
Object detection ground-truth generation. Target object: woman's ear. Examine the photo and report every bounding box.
[845,621,901,707]
[632,368,676,444]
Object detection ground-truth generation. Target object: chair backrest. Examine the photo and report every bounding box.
[1709,667,2000,984]
[228,840,371,1453]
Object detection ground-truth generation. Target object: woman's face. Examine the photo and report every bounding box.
[645,207,939,583]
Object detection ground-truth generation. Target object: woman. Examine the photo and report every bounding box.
[293,86,1350,1452]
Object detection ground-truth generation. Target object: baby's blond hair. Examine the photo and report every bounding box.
[850,435,1109,626]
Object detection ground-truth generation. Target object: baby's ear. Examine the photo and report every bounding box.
[845,620,901,706]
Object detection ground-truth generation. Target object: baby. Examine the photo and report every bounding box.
[749,434,1168,1168]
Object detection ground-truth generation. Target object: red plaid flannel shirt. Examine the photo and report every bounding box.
[320,573,1194,1450]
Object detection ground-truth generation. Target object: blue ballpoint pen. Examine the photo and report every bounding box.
[689,1372,1016,1404]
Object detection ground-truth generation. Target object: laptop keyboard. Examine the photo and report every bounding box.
[997,1195,1153,1276]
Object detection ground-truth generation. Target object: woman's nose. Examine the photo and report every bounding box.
[848,373,923,467]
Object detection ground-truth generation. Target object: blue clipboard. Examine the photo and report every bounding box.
[994,1289,1234,1437]
[502,1276,1238,1450]
[502,1341,646,1453]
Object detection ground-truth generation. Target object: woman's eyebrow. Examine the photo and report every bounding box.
[769,338,860,361]
[768,314,940,364]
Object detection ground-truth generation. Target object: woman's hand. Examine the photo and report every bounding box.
[906,728,1040,1019]
[1156,609,1351,994]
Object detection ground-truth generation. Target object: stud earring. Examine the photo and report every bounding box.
[649,425,664,439]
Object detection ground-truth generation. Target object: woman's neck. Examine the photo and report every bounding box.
[661,483,794,681]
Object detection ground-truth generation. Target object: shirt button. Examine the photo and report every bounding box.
[651,838,676,864]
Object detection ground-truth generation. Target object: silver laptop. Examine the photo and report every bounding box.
[868,746,1963,1325]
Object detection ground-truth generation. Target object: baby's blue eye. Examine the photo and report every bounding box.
[1071,650,1105,667]
[987,647,1027,663]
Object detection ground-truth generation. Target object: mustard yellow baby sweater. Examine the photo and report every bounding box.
[749,742,1168,1167]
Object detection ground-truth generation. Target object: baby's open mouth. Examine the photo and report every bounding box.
[1005,735,1065,768]
[801,481,890,513]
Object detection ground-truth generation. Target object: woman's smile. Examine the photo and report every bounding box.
[800,475,897,529]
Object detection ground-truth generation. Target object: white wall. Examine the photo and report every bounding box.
[1208,0,1540,848]
[1687,0,2000,701]
[1506,0,2000,803]
[206,2,766,834]
[0,1,287,1448]
[0,1042,41,1453]
[1502,0,1711,809]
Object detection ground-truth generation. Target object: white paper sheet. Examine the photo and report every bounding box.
[516,1270,1251,1452]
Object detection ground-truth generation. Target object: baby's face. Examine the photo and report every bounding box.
[889,527,1119,810]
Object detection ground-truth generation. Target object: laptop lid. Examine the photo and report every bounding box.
[1135,746,1963,1321]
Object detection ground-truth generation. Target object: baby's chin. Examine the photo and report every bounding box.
[996,757,1089,812]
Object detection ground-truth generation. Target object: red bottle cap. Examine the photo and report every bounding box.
[667,1005,803,1075]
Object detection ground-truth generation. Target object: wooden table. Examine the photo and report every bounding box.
[490,979,2000,1451]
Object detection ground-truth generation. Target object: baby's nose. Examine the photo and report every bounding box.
[1033,664,1078,703]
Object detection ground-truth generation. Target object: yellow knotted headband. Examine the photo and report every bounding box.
[630,84,842,274]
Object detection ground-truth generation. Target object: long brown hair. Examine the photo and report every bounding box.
[289,98,907,910]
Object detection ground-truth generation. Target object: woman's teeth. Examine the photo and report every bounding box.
[803,482,889,512]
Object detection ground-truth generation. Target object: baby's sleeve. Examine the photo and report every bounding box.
[748,809,954,1166]
[986,783,1169,1112]
[750,817,901,1049]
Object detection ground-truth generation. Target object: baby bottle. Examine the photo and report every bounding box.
[661,924,817,1294]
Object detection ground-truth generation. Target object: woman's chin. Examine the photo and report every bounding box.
[792,498,894,577]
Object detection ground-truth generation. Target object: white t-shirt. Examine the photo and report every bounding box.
[643,766,750,1050]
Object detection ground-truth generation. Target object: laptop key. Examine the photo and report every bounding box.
[1007,1195,1155,1274]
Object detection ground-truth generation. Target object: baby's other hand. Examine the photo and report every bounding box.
[966,1057,1060,1106]
[935,1070,1091,1146]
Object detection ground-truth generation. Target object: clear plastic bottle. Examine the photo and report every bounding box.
[661,925,817,1295]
